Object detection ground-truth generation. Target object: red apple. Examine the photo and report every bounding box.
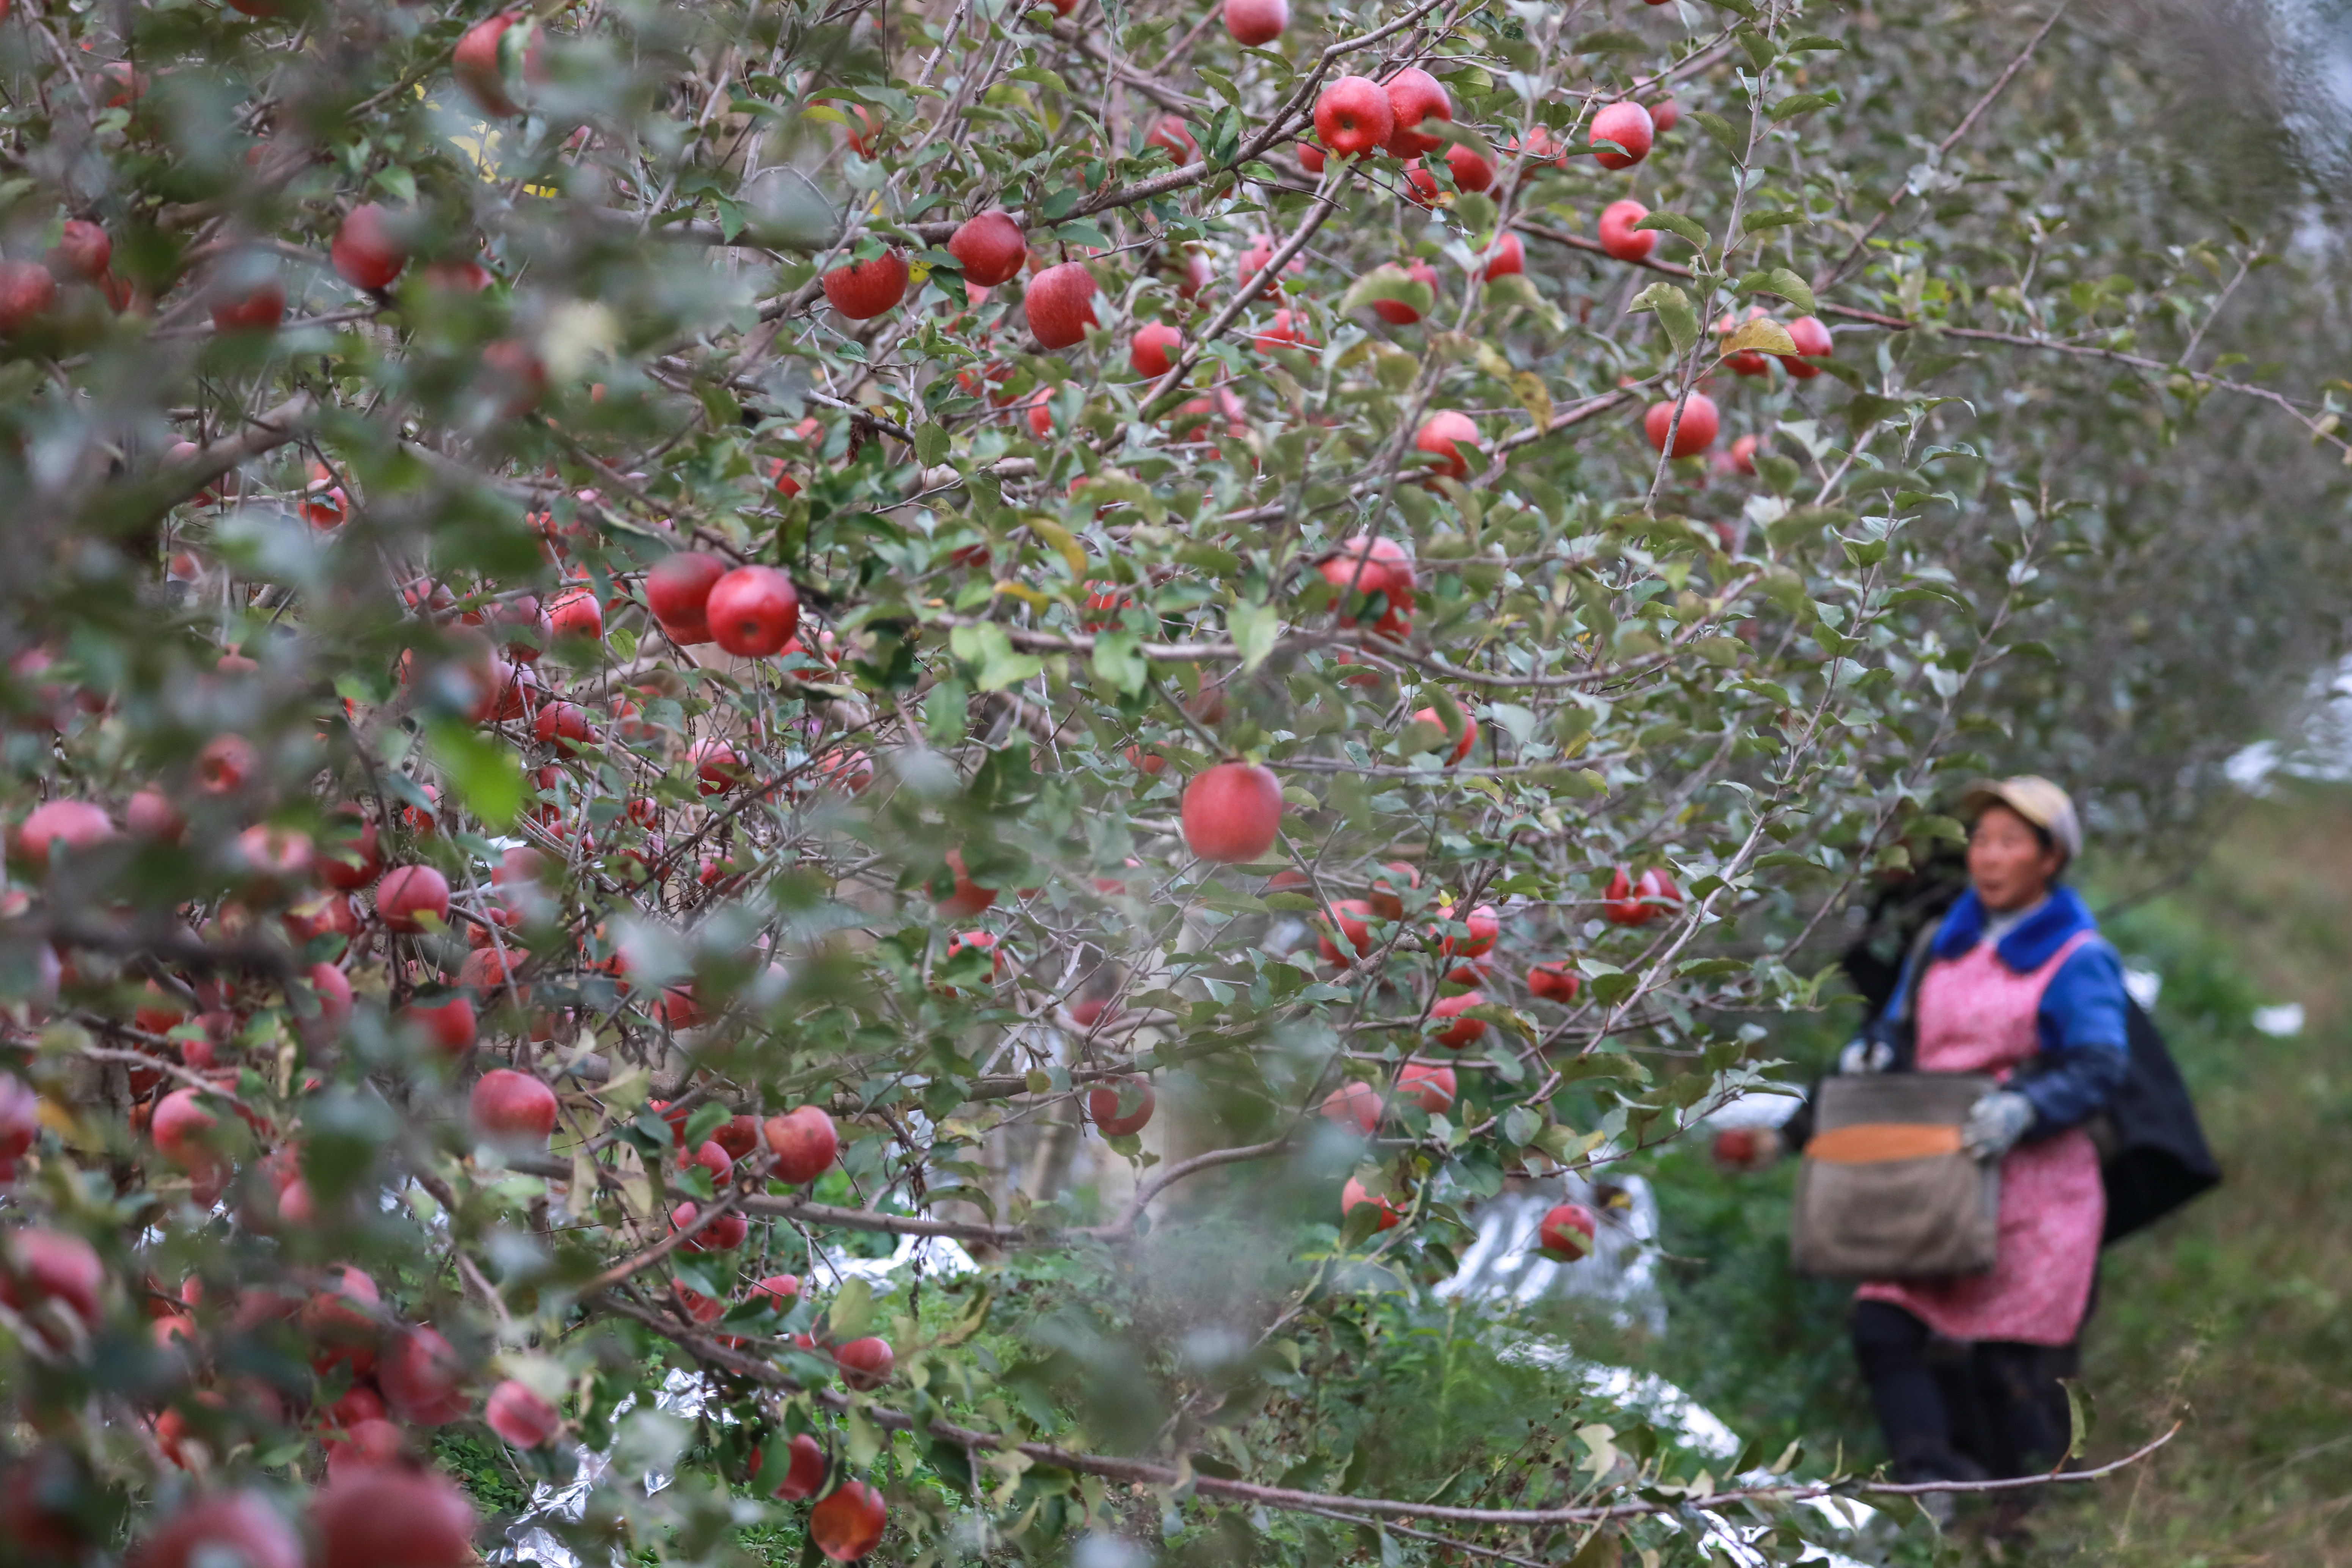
[1643,392,1720,458]
[1445,142,1495,191]
[194,732,257,793]
[1590,101,1653,170]
[320,809,381,890]
[929,847,997,917]
[1239,232,1305,298]
[1481,231,1525,281]
[1438,903,1500,959]
[1724,433,1761,476]
[485,1379,561,1448]
[1087,1075,1155,1136]
[378,1325,471,1426]
[646,551,726,645]
[834,1336,894,1391]
[15,799,115,870]
[1371,258,1439,325]
[0,1228,105,1334]
[302,962,355,1044]
[1341,1177,1400,1231]
[1251,308,1314,352]
[1025,262,1099,350]
[470,1069,557,1146]
[1129,321,1182,378]
[151,1087,218,1168]
[1367,861,1419,920]
[0,261,57,333]
[534,700,596,749]
[1297,141,1326,174]
[1397,1062,1456,1113]
[1649,97,1680,133]
[301,1264,383,1375]
[1225,0,1287,44]
[309,1466,478,1568]
[810,1480,887,1562]
[1383,67,1452,158]
[1320,1080,1380,1135]
[399,991,477,1054]
[208,272,285,334]
[684,1138,734,1187]
[705,565,802,656]
[1317,897,1376,963]
[1182,761,1283,863]
[1712,1126,1764,1170]
[453,11,537,117]
[1429,990,1487,1048]
[1316,535,1415,637]
[763,1433,829,1500]
[822,251,909,320]
[0,1076,36,1165]
[1412,411,1480,482]
[1527,961,1582,1003]
[1408,706,1478,765]
[691,737,745,797]
[548,589,603,642]
[1313,76,1394,158]
[1777,314,1833,377]
[332,204,408,291]
[765,1105,839,1185]
[948,211,1027,288]
[375,864,450,934]
[127,787,187,842]
[127,1492,302,1568]
[1145,116,1197,162]
[48,220,111,284]
[670,1200,749,1252]
[321,1416,402,1480]
[1598,199,1656,262]
[1537,1201,1596,1260]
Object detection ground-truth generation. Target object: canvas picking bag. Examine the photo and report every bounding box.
[1790,1071,2001,1279]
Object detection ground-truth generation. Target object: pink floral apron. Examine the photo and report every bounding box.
[1854,932,2105,1346]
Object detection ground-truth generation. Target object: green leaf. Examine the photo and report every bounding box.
[1573,27,1648,52]
[1689,110,1742,159]
[1632,211,1712,250]
[1737,267,1818,316]
[1845,393,1905,436]
[2060,1377,2095,1462]
[824,1277,876,1340]
[424,720,524,830]
[1229,600,1280,672]
[1768,91,1841,122]
[1742,209,1809,231]
[914,422,950,468]
[1091,629,1148,695]
[1626,281,1699,356]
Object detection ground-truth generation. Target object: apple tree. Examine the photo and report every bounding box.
[0,0,2333,1562]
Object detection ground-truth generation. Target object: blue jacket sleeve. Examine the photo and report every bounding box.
[2020,940,2131,1136]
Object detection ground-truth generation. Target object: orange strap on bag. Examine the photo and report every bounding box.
[1805,1122,1966,1164]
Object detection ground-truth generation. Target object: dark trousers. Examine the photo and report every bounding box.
[1850,1300,2081,1481]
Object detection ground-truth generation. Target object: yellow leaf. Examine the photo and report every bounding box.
[1721,317,1799,358]
[1025,515,1089,578]
[993,581,1051,610]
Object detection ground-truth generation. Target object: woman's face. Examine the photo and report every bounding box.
[1967,803,2066,913]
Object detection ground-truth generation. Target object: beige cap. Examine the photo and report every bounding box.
[1959,775,2082,863]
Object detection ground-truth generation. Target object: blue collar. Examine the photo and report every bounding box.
[1931,885,2098,972]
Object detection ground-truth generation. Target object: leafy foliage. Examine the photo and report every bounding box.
[0,0,2341,1562]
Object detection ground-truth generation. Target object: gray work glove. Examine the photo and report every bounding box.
[1960,1090,2036,1160]
[1836,1036,1897,1075]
